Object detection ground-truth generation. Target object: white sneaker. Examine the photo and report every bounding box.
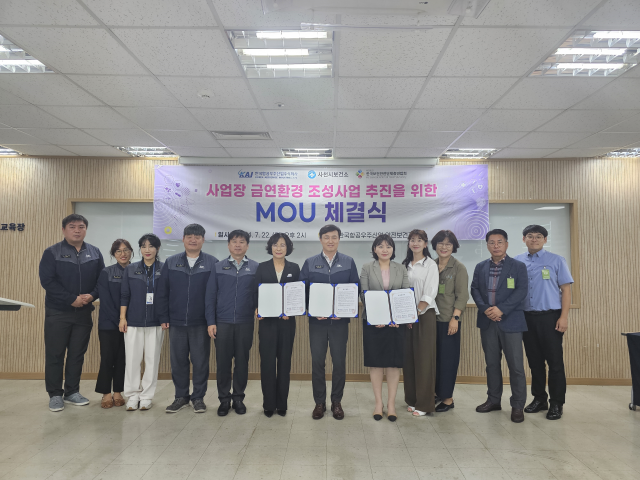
[139,400,152,410]
[126,400,139,411]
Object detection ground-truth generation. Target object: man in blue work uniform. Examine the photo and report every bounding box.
[156,224,218,414]
[514,225,573,421]
[39,214,105,412]
[299,224,359,420]
[206,230,258,416]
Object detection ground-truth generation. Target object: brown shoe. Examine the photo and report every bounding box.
[101,395,114,409]
[312,403,326,420]
[476,400,502,413]
[511,408,525,423]
[331,401,344,420]
[113,395,125,407]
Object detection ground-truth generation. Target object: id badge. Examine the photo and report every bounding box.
[146,293,154,305]
[438,284,445,294]
[507,277,515,289]
[541,268,550,280]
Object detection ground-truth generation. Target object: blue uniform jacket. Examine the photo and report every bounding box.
[205,257,259,326]
[155,251,218,327]
[299,251,360,325]
[39,239,105,312]
[470,255,528,333]
[121,260,164,328]
[96,263,126,330]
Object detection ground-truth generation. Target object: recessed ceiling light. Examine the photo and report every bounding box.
[532,30,640,77]
[440,148,498,159]
[606,147,640,158]
[115,146,177,157]
[0,35,53,73]
[228,30,333,79]
[534,206,565,210]
[212,131,271,140]
[0,145,22,155]
[282,148,332,158]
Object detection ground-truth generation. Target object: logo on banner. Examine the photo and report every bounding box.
[356,169,364,179]
[164,226,172,235]
[238,170,253,178]
[308,170,317,179]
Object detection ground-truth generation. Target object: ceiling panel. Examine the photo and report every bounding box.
[470,109,562,132]
[5,144,76,156]
[545,148,614,158]
[69,75,183,107]
[339,29,451,77]
[168,146,229,157]
[113,29,241,77]
[0,88,29,105]
[270,132,333,148]
[0,0,99,25]
[17,128,106,145]
[226,147,283,157]
[217,139,278,148]
[263,110,334,131]
[338,78,424,109]
[0,75,101,106]
[249,79,334,110]
[435,28,567,77]
[114,107,204,130]
[0,128,49,145]
[39,106,136,129]
[415,77,518,109]
[188,109,267,131]
[538,110,640,133]
[494,78,612,109]
[160,77,257,109]
[0,106,71,128]
[145,130,220,148]
[604,114,640,132]
[572,79,640,110]
[584,0,640,28]
[211,0,336,28]
[394,132,462,148]
[336,110,408,132]
[334,148,390,158]
[461,0,601,26]
[60,145,131,157]
[509,131,592,149]
[335,132,398,148]
[491,148,559,158]
[83,0,217,26]
[81,128,164,147]
[404,109,485,132]
[387,148,445,158]
[0,27,146,75]
[340,14,456,26]
[566,132,640,149]
[450,131,527,148]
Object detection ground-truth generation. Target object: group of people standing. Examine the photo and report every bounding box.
[39,214,572,424]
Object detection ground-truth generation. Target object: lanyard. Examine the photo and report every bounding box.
[145,262,156,291]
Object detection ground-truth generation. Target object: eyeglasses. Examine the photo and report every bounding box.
[436,242,453,249]
[525,234,545,241]
[487,241,505,247]
[115,249,131,255]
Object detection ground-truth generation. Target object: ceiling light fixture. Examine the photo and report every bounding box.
[534,206,565,210]
[282,148,333,158]
[0,145,22,155]
[228,30,333,79]
[115,146,177,157]
[440,148,498,159]
[0,34,53,73]
[532,30,640,77]
[606,148,640,158]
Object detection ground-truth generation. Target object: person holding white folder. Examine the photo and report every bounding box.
[360,234,410,422]
[253,233,300,418]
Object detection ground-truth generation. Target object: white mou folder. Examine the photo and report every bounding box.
[308,283,359,318]
[257,281,306,318]
[363,288,418,326]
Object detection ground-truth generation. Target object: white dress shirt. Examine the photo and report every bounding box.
[322,251,336,268]
[407,256,440,315]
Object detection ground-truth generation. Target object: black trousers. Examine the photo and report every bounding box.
[44,308,93,398]
[523,310,566,406]
[95,330,126,394]
[169,325,211,401]
[309,320,348,405]
[259,317,296,411]
[215,322,255,403]
[435,321,461,400]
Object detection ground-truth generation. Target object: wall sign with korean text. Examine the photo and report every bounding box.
[153,165,488,241]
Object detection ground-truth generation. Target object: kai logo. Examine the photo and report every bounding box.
[238,170,253,178]
[164,226,172,235]
[356,169,364,179]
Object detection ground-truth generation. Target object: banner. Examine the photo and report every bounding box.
[153,165,488,241]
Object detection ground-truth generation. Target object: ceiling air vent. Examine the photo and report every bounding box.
[211,131,272,140]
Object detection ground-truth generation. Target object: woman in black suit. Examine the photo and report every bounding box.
[254,233,300,417]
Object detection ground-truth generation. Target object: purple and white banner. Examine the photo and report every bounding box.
[153,165,488,241]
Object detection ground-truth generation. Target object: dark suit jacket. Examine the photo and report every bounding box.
[253,259,301,319]
[470,255,528,333]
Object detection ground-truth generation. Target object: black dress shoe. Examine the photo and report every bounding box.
[546,404,563,420]
[232,400,247,415]
[524,399,549,413]
[476,400,502,413]
[435,401,454,412]
[217,401,231,416]
[276,409,286,417]
[264,410,274,417]
[373,413,382,421]
[511,408,525,423]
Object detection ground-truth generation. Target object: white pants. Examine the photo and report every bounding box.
[124,326,164,401]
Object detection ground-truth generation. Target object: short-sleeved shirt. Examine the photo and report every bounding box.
[514,248,573,312]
